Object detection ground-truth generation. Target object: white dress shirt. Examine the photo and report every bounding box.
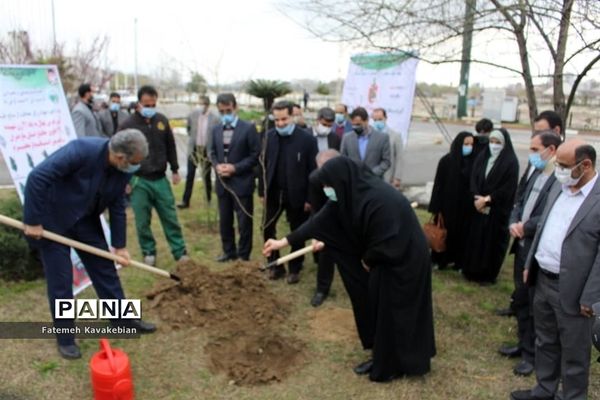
[535,172,598,274]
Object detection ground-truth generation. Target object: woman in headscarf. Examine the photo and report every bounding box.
[462,128,519,284]
[428,131,476,270]
[263,156,436,382]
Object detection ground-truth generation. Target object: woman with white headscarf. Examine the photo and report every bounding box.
[462,128,519,284]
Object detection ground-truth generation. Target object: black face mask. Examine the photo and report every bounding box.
[353,125,364,135]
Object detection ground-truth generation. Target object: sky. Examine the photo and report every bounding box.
[1,0,598,89]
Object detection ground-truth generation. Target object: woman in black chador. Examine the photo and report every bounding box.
[462,129,519,284]
[263,156,436,382]
[428,131,476,269]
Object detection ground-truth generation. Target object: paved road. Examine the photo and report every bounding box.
[1,120,598,187]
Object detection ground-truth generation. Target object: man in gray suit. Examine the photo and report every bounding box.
[71,83,102,137]
[340,107,390,179]
[178,95,220,208]
[511,139,600,400]
[98,92,130,137]
[372,107,404,188]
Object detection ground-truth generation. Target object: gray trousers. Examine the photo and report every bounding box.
[532,273,593,400]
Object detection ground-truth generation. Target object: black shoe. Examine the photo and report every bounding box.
[510,389,553,400]
[287,273,300,284]
[176,202,189,209]
[513,360,534,376]
[495,307,515,317]
[57,343,81,360]
[113,319,157,334]
[215,254,237,263]
[499,344,521,358]
[268,267,286,280]
[311,292,327,307]
[353,359,373,375]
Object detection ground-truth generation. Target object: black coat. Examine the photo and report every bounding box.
[428,132,475,267]
[288,157,436,380]
[258,126,318,209]
[207,119,260,197]
[462,129,519,283]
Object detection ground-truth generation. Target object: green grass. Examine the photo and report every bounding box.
[0,186,599,399]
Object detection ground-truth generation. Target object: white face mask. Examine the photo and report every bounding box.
[554,162,583,186]
[489,143,503,157]
[315,123,332,136]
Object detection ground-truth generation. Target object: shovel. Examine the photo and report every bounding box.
[260,243,317,271]
[0,214,181,281]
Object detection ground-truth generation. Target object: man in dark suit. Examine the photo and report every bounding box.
[511,139,600,400]
[98,92,129,137]
[340,107,390,179]
[499,132,561,376]
[23,130,156,359]
[308,107,340,306]
[333,103,353,139]
[208,93,260,262]
[259,100,318,284]
[310,107,341,152]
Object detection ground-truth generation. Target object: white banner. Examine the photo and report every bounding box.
[341,53,418,146]
[0,64,109,295]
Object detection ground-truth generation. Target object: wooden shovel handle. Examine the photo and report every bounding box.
[271,244,316,267]
[0,214,172,279]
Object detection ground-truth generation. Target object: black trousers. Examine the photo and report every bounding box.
[314,250,335,294]
[218,192,253,260]
[182,146,212,204]
[512,243,535,363]
[263,192,309,274]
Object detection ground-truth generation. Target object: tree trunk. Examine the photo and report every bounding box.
[552,0,574,132]
[515,30,537,127]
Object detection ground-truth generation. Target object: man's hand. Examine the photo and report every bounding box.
[392,179,401,189]
[304,202,312,213]
[263,238,288,257]
[222,164,236,176]
[474,195,487,212]
[114,248,131,266]
[523,269,529,284]
[510,222,525,239]
[125,184,132,195]
[172,172,181,185]
[24,224,43,240]
[311,239,325,253]
[580,304,594,318]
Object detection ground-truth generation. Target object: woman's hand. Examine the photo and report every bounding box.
[474,195,487,212]
[311,239,325,253]
[262,238,289,257]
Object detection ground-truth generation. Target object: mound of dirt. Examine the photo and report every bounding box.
[308,307,357,343]
[205,332,304,385]
[146,261,304,385]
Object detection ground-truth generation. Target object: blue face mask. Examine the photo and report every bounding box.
[373,121,386,132]
[221,113,235,125]
[323,187,337,202]
[462,145,473,156]
[529,151,549,170]
[335,113,345,124]
[140,107,156,119]
[109,103,120,112]
[119,163,141,174]
[276,123,295,136]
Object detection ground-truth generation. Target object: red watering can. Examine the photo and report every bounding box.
[89,338,134,400]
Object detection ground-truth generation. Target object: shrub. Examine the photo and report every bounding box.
[0,193,44,281]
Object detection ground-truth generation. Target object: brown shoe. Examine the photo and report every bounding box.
[287,273,300,284]
[268,267,286,280]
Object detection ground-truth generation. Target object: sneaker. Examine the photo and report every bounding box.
[144,255,156,266]
[177,255,190,264]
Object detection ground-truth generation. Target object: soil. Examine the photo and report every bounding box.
[147,260,304,385]
[308,307,358,343]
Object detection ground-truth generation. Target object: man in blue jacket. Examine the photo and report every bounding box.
[23,129,156,359]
